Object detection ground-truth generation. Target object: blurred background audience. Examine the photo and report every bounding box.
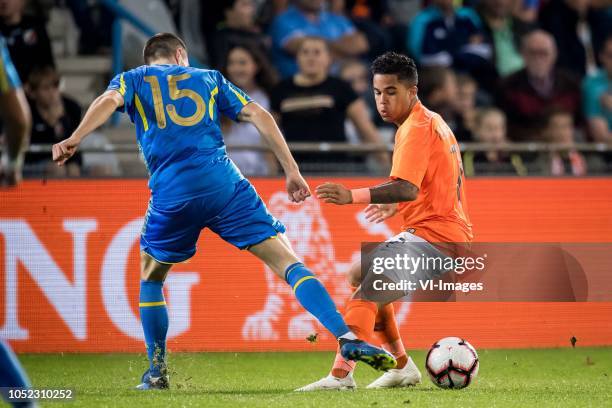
[408,0,494,83]
[269,0,368,78]
[210,0,270,70]
[270,36,387,172]
[1,0,611,178]
[23,65,81,177]
[477,0,535,92]
[583,34,612,142]
[0,0,54,82]
[498,30,581,141]
[539,0,611,78]
[222,44,279,176]
[463,107,529,176]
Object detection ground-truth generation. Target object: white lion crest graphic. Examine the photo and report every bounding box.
[242,191,409,341]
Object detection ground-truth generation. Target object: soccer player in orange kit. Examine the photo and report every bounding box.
[298,52,473,391]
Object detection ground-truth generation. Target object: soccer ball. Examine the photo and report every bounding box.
[425,337,479,389]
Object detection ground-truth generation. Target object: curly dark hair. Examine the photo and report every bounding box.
[370,52,418,85]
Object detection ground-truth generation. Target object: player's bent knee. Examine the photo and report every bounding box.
[348,261,362,287]
[248,236,301,279]
[140,251,171,282]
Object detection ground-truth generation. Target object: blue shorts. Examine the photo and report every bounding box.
[140,179,286,263]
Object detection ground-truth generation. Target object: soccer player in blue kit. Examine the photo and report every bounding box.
[52,33,395,390]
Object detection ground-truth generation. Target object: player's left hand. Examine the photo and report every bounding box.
[315,182,352,205]
[286,171,311,203]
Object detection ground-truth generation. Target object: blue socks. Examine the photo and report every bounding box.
[285,262,351,339]
[139,280,169,376]
[0,340,33,407]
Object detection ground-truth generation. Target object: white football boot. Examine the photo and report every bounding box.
[295,372,357,391]
[366,356,422,389]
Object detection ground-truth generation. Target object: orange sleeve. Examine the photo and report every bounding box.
[390,123,432,189]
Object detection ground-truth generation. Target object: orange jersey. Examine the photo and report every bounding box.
[390,100,473,243]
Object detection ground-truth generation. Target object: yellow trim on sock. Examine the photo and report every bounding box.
[139,301,166,307]
[292,275,316,292]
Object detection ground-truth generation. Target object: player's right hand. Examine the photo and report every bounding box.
[52,135,80,166]
[364,203,398,223]
[286,171,311,203]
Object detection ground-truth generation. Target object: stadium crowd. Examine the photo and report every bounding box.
[1,0,611,176]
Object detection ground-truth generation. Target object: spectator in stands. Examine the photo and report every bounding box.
[539,0,612,78]
[0,0,54,82]
[222,45,279,176]
[24,66,81,177]
[513,0,540,24]
[463,107,528,176]
[387,0,423,26]
[477,0,534,79]
[65,0,112,54]
[269,0,368,78]
[339,59,380,146]
[499,30,581,141]
[542,110,587,176]
[407,0,493,79]
[339,59,370,98]
[339,0,395,60]
[271,36,386,172]
[583,35,612,142]
[454,73,479,141]
[210,0,271,69]
[418,67,464,135]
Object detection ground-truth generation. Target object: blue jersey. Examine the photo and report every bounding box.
[0,36,21,94]
[107,65,252,204]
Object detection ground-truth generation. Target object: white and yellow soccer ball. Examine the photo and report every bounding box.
[425,337,479,389]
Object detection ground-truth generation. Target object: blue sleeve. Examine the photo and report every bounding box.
[107,70,135,113]
[270,12,304,49]
[215,71,252,121]
[408,11,431,62]
[332,13,356,37]
[523,0,539,9]
[458,7,484,32]
[582,77,604,118]
[0,39,21,94]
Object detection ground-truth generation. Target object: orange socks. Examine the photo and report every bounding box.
[330,301,409,378]
[343,299,378,342]
[331,299,378,378]
[331,352,356,378]
[375,303,407,369]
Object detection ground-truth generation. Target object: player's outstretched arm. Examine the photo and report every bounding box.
[52,90,124,166]
[237,102,311,203]
[315,179,418,205]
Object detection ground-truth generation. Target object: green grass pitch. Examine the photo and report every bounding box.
[17,347,612,408]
